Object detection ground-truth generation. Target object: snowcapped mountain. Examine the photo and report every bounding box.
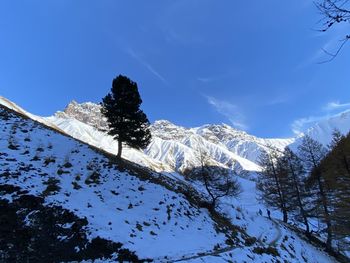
[44,100,350,179]
[0,97,340,263]
[4,97,350,177]
[294,110,350,147]
[48,101,295,176]
[56,100,108,131]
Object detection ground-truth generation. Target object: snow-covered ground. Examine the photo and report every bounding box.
[0,97,341,262]
[0,105,229,261]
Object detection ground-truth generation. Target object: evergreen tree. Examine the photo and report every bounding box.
[101,75,152,159]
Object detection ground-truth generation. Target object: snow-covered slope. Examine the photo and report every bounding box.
[192,123,293,163]
[0,104,231,261]
[46,115,174,173]
[6,98,350,178]
[0,99,339,262]
[47,101,295,175]
[292,110,350,148]
[0,96,64,132]
[147,121,262,174]
[37,99,350,182]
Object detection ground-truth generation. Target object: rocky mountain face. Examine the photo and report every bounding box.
[53,101,294,175]
[56,100,108,131]
[54,100,350,176]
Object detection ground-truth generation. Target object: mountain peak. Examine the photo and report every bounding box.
[153,119,178,127]
[60,100,107,130]
[67,99,78,106]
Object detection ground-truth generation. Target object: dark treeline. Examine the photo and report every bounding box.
[258,130,350,254]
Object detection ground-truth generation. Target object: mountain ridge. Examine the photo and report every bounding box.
[49,100,350,176]
[0,96,344,262]
[50,100,294,174]
[3,97,350,177]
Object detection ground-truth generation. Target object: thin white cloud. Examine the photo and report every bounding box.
[126,48,168,85]
[163,29,205,46]
[291,115,326,135]
[295,22,350,70]
[197,69,241,84]
[197,76,227,84]
[323,101,350,111]
[295,38,336,70]
[291,100,350,135]
[266,94,291,106]
[205,95,248,130]
[197,77,213,83]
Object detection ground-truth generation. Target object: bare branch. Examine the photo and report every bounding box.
[315,0,350,61]
[318,36,349,63]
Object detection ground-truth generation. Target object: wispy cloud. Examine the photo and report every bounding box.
[126,48,168,85]
[163,29,205,46]
[323,101,350,111]
[197,76,227,84]
[291,115,327,135]
[197,69,241,84]
[295,38,336,70]
[204,95,247,130]
[265,94,291,106]
[298,23,348,68]
[296,23,350,69]
[197,77,214,83]
[291,100,350,135]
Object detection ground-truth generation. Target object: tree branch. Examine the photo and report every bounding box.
[318,36,349,63]
[315,0,350,61]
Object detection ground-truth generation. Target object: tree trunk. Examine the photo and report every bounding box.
[316,171,333,252]
[270,157,287,223]
[309,149,333,251]
[289,164,310,234]
[342,155,350,177]
[204,176,216,208]
[211,198,217,210]
[283,209,288,223]
[117,140,122,159]
[303,210,310,235]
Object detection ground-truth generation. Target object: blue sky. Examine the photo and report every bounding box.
[1,0,350,138]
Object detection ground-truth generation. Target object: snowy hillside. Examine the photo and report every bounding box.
[291,110,350,147]
[0,100,340,262]
[0,100,289,177]
[0,98,340,262]
[191,123,293,163]
[0,103,238,262]
[50,100,350,176]
[48,101,296,175]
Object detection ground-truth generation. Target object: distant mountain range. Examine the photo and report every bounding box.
[46,100,350,176]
